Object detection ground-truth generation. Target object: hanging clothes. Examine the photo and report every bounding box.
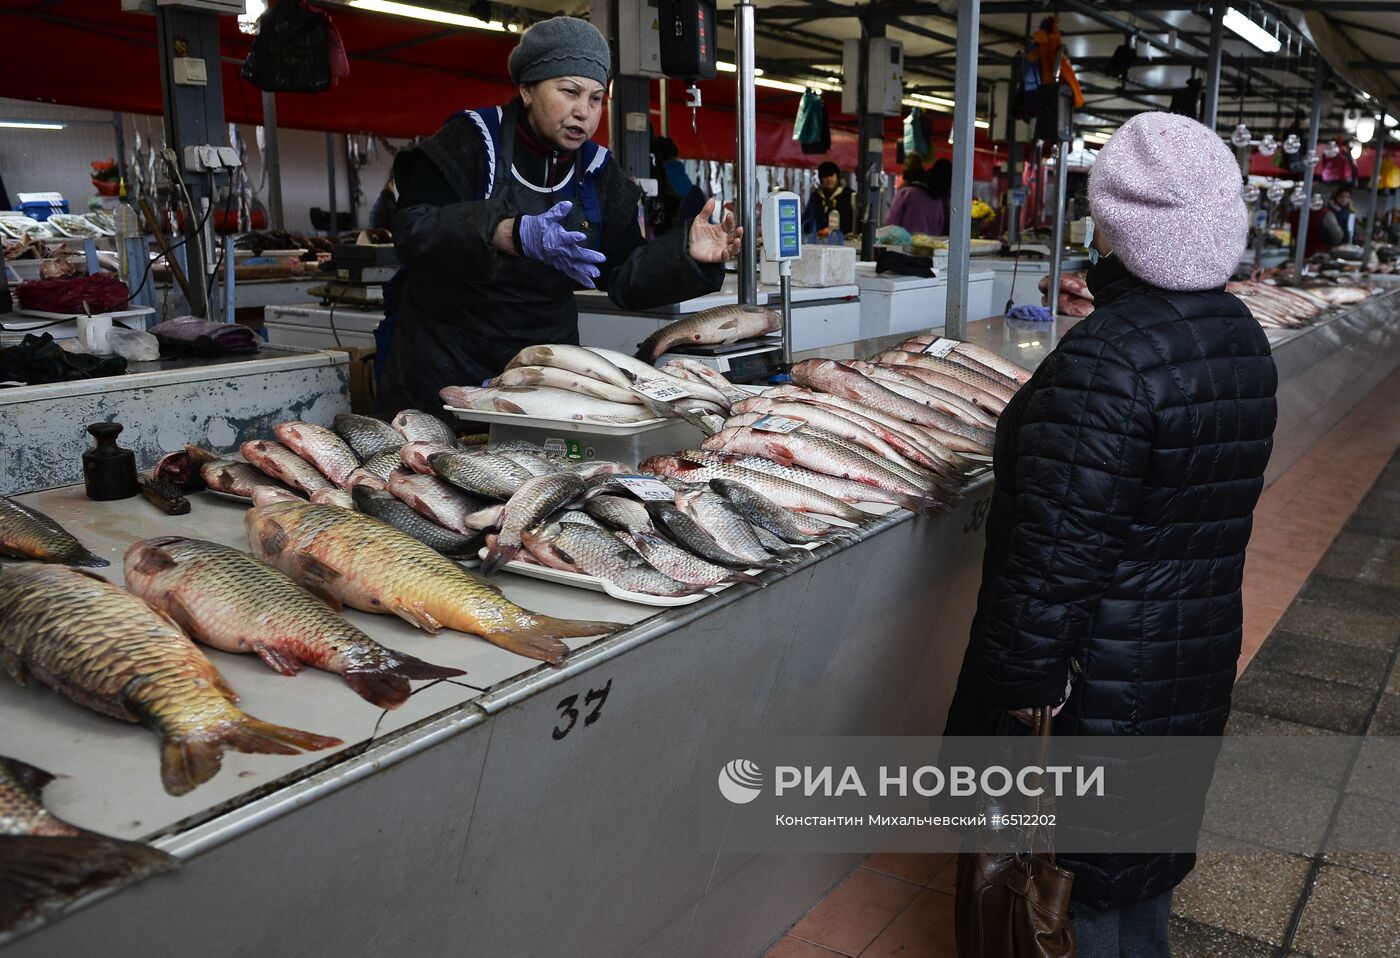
[1031,16,1085,109]
[903,108,932,160]
[793,90,830,154]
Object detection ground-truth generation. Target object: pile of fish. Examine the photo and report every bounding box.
[441,343,732,430]
[0,755,178,931]
[1225,279,1377,329]
[640,336,1022,515]
[635,304,783,361]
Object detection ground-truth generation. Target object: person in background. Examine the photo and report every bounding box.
[925,159,952,235]
[1320,186,1357,248]
[885,155,944,235]
[651,136,706,235]
[368,173,397,231]
[802,161,855,238]
[944,111,1277,957]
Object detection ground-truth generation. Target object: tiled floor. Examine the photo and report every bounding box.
[761,368,1400,958]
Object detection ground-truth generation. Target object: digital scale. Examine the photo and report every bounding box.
[307,242,399,307]
[760,190,801,369]
[654,337,784,384]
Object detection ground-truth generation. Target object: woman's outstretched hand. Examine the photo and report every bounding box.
[688,197,743,263]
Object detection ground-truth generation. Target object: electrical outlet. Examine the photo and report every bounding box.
[172,57,208,86]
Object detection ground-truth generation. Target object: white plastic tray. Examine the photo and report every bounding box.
[443,404,670,434]
[5,306,155,325]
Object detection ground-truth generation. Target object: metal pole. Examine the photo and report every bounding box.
[856,16,885,263]
[1362,132,1384,266]
[113,113,128,191]
[1294,62,1325,276]
[223,233,236,324]
[326,132,338,237]
[1202,3,1225,129]
[780,261,793,368]
[735,0,758,306]
[261,91,285,231]
[659,77,669,138]
[1048,139,1069,316]
[1253,196,1268,271]
[1006,57,1023,245]
[945,0,980,337]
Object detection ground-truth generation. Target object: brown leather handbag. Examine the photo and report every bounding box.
[955,707,1076,957]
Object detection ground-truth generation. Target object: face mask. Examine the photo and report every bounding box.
[1088,247,1101,265]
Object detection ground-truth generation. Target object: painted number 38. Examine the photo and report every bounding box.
[553,679,613,741]
[963,497,990,534]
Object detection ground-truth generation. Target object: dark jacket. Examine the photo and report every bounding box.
[802,184,855,235]
[375,106,724,416]
[944,254,1278,909]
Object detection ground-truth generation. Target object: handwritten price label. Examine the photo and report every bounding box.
[610,475,677,501]
[633,379,691,402]
[923,339,961,358]
[751,415,806,434]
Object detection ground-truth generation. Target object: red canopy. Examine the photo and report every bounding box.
[0,0,996,174]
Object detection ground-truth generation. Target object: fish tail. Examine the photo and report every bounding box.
[727,570,767,586]
[0,834,178,928]
[634,332,665,361]
[480,542,520,576]
[160,716,342,795]
[896,492,947,515]
[68,550,110,568]
[636,395,719,435]
[343,655,467,709]
[482,617,622,666]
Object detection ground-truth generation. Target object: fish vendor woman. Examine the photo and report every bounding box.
[375,16,743,416]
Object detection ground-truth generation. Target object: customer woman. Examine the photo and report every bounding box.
[886,155,944,235]
[375,16,740,416]
[944,111,1277,954]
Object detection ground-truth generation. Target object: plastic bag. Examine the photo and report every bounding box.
[110,328,161,362]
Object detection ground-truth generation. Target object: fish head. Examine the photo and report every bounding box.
[250,486,302,507]
[121,538,185,594]
[350,485,388,510]
[244,503,303,559]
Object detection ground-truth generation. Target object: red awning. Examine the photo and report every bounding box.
[0,0,996,174]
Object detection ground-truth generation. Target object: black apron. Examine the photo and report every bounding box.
[377,101,602,415]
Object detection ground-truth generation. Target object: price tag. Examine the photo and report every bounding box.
[721,385,751,405]
[923,338,961,358]
[610,475,677,501]
[751,414,806,434]
[633,378,691,403]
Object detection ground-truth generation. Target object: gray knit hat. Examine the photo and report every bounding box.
[508,16,611,87]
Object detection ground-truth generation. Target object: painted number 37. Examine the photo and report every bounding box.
[553,679,613,740]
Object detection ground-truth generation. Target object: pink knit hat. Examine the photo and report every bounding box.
[1088,112,1248,291]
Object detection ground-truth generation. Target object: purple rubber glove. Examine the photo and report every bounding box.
[517,201,607,288]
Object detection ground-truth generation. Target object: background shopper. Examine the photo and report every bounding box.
[886,155,945,235]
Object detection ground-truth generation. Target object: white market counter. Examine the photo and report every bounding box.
[853,264,995,339]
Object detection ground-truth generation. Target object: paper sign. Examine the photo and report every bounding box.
[722,386,751,405]
[633,378,691,402]
[751,415,806,434]
[610,475,677,501]
[923,339,961,358]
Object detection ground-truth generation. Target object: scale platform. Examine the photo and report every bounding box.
[309,282,385,307]
[654,337,783,384]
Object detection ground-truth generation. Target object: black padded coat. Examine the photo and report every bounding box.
[943,254,1278,909]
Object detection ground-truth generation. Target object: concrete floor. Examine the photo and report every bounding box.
[761,366,1400,958]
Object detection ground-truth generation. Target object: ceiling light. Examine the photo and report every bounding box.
[1356,115,1377,143]
[911,93,957,110]
[0,120,66,130]
[717,61,762,77]
[826,76,841,85]
[1351,140,1363,160]
[1223,7,1281,54]
[348,0,506,31]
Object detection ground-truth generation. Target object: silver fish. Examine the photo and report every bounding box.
[848,361,998,430]
[391,410,459,447]
[274,421,361,487]
[636,305,782,361]
[387,473,498,535]
[440,385,657,424]
[730,397,936,476]
[333,412,404,461]
[709,478,852,544]
[522,521,705,598]
[351,486,483,558]
[639,453,866,523]
[482,472,589,575]
[646,501,780,570]
[490,365,645,405]
[240,440,335,495]
[430,451,532,500]
[895,335,1030,386]
[673,487,788,566]
[201,459,301,502]
[401,441,458,476]
[309,488,355,509]
[625,530,762,587]
[723,411,939,493]
[357,448,405,484]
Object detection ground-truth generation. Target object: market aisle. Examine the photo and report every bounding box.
[759,367,1400,958]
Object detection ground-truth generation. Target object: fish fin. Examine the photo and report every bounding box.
[477,616,617,665]
[5,758,56,795]
[343,654,466,709]
[492,399,527,415]
[257,524,288,557]
[292,554,344,607]
[2,648,30,688]
[480,542,520,577]
[69,550,111,569]
[251,643,304,677]
[387,599,443,634]
[0,834,178,928]
[717,319,740,330]
[159,717,342,796]
[763,442,798,467]
[646,398,719,436]
[131,545,179,577]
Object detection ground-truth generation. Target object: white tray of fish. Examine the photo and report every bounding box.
[443,404,674,435]
[478,542,820,608]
